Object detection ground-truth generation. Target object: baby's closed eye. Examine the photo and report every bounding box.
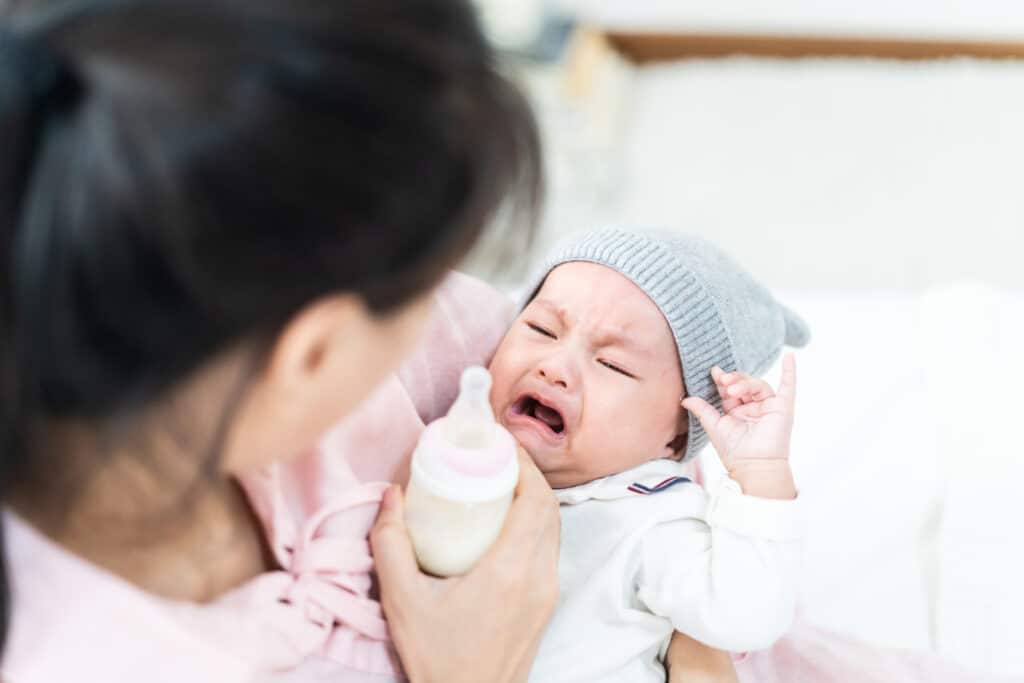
[598,359,635,379]
[527,322,556,339]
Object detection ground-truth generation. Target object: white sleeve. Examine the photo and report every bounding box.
[635,477,803,652]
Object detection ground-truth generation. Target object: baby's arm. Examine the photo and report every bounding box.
[636,485,801,652]
[682,354,798,500]
[642,354,801,651]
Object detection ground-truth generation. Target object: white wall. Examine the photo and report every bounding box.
[514,55,1024,291]
[612,57,1024,290]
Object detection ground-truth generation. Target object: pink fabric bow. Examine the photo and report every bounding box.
[264,481,400,675]
[279,484,391,640]
[194,473,402,677]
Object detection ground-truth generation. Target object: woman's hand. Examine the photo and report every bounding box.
[370,449,560,683]
[665,631,740,683]
[682,353,798,499]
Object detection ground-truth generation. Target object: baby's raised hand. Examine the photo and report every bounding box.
[682,354,797,499]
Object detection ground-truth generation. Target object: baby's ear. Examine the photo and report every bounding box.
[664,408,690,460]
[666,431,688,461]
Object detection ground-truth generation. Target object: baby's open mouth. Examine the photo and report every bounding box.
[511,395,565,435]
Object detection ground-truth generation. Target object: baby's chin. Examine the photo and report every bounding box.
[505,429,551,468]
[536,451,666,490]
[495,404,592,488]
[502,430,568,488]
[546,471,592,490]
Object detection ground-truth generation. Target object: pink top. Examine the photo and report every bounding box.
[1,273,515,683]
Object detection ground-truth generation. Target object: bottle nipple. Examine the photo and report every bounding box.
[444,366,496,448]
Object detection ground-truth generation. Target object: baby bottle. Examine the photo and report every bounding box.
[404,366,519,577]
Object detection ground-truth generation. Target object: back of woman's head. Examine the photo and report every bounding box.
[0,0,540,649]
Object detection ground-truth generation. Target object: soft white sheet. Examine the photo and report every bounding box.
[698,285,1024,676]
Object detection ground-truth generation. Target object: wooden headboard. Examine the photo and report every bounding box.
[605,31,1024,62]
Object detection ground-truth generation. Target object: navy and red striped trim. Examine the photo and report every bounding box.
[627,476,691,495]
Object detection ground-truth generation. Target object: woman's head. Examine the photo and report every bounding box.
[0,0,539,550]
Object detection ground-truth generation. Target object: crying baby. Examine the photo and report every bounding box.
[486,229,810,683]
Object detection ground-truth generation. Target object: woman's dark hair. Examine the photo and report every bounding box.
[0,0,541,653]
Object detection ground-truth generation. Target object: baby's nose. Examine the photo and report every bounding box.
[537,365,569,389]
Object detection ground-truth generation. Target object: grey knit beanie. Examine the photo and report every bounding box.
[522,229,810,462]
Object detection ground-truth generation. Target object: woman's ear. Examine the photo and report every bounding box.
[223,292,433,473]
[266,293,367,392]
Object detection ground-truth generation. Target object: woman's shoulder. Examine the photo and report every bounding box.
[1,513,250,683]
[1,513,405,682]
[396,272,515,424]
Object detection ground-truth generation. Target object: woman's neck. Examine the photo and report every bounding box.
[11,429,276,603]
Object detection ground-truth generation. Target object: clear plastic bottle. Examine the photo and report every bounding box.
[404,366,519,577]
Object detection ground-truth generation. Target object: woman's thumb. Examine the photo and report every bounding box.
[370,485,420,591]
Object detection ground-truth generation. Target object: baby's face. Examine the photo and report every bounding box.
[489,262,686,489]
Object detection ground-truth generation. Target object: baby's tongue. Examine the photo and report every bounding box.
[534,403,563,430]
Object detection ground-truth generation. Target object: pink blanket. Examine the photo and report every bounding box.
[735,619,1021,682]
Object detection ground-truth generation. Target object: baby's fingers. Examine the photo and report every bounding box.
[712,366,742,388]
[711,368,740,411]
[723,376,775,403]
[712,367,750,410]
[681,396,722,436]
[720,395,744,413]
[777,353,797,406]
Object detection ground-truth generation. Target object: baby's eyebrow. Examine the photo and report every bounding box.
[595,330,649,356]
[532,299,651,357]
[531,298,569,322]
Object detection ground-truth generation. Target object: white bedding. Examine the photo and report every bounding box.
[506,53,1024,676]
[697,285,1024,676]
[613,58,1024,675]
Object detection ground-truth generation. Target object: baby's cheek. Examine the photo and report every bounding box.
[487,349,515,395]
[576,400,621,450]
[615,397,670,450]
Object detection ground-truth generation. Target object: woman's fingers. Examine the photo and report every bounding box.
[508,448,558,526]
[373,449,559,683]
[370,485,421,608]
[514,447,553,498]
[483,450,560,570]
[470,448,560,647]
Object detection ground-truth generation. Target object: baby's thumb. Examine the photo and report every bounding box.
[370,485,421,595]
[681,396,721,437]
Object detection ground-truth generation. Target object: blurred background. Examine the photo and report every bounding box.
[467,1,1024,678]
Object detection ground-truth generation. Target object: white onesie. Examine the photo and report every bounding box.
[528,459,803,682]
